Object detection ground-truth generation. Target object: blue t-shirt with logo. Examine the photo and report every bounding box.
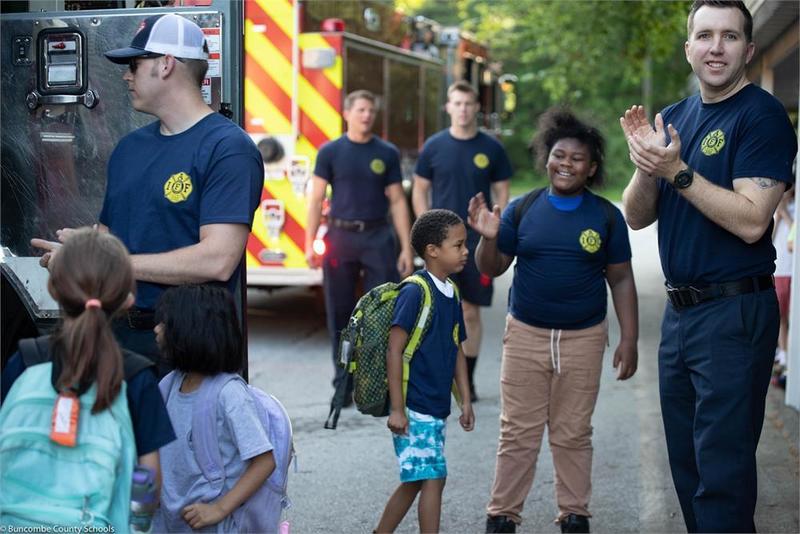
[100,113,263,310]
[658,84,797,285]
[313,135,402,220]
[415,130,513,222]
[497,191,631,330]
[391,271,467,419]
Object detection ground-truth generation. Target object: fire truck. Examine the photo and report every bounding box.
[0,0,513,364]
[242,0,514,287]
[0,0,245,365]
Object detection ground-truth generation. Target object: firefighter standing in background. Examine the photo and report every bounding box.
[32,14,263,375]
[413,81,513,401]
[306,89,414,406]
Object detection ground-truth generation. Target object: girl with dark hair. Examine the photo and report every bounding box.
[469,108,639,533]
[1,228,174,530]
[153,284,275,532]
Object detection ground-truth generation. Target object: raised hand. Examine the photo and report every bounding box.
[620,105,662,147]
[467,192,501,240]
[627,120,684,180]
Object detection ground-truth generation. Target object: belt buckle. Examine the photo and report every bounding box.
[667,286,684,308]
[686,285,703,306]
[353,220,365,232]
[667,285,702,308]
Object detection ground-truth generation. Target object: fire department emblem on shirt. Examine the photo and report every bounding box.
[164,172,193,203]
[701,129,725,156]
[473,153,489,169]
[579,229,601,253]
[370,159,386,174]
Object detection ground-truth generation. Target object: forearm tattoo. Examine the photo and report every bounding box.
[750,177,780,189]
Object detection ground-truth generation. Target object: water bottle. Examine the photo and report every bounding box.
[130,465,158,533]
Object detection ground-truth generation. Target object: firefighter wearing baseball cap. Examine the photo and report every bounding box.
[33,14,263,375]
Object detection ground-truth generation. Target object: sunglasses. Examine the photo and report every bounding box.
[128,53,185,74]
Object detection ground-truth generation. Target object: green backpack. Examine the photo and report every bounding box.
[324,273,459,429]
[0,361,136,530]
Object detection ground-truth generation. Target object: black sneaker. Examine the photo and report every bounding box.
[486,515,516,533]
[560,514,589,533]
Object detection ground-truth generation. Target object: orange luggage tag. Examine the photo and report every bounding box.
[50,391,79,447]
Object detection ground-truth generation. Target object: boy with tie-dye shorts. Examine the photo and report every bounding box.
[375,210,475,533]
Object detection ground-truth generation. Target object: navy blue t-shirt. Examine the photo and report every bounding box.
[1,352,176,456]
[100,113,263,309]
[658,84,797,284]
[391,271,467,419]
[415,130,513,222]
[313,135,402,220]
[498,191,631,330]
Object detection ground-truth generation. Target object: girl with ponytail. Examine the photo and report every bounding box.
[1,228,175,529]
[47,227,134,413]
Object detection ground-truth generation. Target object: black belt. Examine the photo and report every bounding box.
[119,307,156,330]
[665,275,774,309]
[329,217,387,232]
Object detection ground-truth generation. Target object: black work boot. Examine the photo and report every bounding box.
[486,514,516,533]
[560,514,590,533]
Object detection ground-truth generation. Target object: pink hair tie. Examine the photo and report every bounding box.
[84,298,102,310]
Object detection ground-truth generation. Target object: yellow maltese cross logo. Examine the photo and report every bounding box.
[370,159,386,174]
[473,153,489,169]
[164,172,193,203]
[579,229,601,253]
[701,129,725,156]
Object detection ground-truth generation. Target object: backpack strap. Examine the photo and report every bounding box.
[121,349,156,381]
[192,372,244,502]
[514,188,617,245]
[594,193,617,239]
[446,278,463,406]
[158,370,179,403]
[402,274,434,360]
[17,335,51,367]
[512,187,547,230]
[19,336,155,385]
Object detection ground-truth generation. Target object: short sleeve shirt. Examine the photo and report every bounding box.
[100,113,264,309]
[497,191,631,330]
[415,130,513,222]
[657,84,797,284]
[155,376,273,533]
[391,271,466,419]
[313,135,402,220]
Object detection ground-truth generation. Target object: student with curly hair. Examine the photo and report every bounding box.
[470,108,639,533]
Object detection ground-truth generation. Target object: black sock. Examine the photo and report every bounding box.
[466,355,477,387]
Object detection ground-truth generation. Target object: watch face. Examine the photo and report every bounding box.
[675,169,693,189]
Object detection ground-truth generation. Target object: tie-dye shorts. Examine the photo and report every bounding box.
[392,408,447,482]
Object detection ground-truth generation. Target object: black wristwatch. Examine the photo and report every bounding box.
[673,167,694,189]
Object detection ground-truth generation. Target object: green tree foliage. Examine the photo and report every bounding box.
[410,0,693,196]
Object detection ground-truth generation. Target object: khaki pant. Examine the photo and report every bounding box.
[487,315,608,523]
